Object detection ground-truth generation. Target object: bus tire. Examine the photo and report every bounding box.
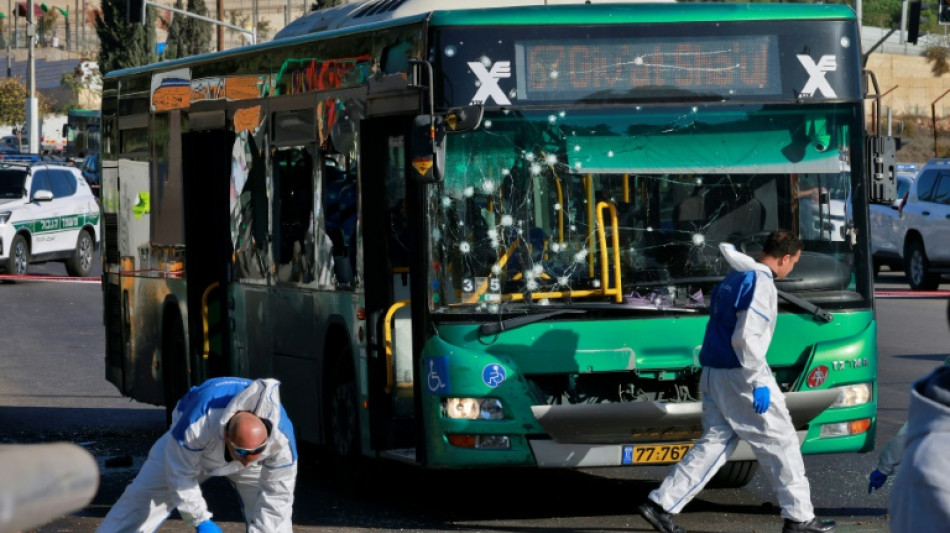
[161,312,190,428]
[709,460,758,488]
[324,342,367,491]
[65,229,95,277]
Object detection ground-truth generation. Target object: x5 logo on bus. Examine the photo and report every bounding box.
[796,54,837,98]
[468,60,512,105]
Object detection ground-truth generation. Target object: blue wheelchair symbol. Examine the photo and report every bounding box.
[482,364,506,388]
[426,356,450,393]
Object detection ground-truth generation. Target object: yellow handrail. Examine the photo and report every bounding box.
[554,176,564,242]
[201,281,221,361]
[585,174,595,277]
[384,299,411,394]
[596,201,623,302]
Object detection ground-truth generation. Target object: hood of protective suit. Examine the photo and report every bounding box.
[218,378,283,441]
[719,242,766,274]
[911,365,950,422]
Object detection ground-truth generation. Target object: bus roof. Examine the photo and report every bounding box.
[106,0,857,79]
[274,0,855,38]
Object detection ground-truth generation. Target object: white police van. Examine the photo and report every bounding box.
[0,155,100,277]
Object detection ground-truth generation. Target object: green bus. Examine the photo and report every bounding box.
[101,0,889,486]
[63,109,101,160]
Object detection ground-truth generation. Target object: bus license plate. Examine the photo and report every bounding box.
[622,443,693,465]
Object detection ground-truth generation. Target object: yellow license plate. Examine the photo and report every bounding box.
[623,443,693,465]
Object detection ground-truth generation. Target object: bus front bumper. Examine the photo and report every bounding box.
[528,389,841,468]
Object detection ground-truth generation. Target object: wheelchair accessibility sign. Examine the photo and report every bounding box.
[426,356,450,393]
[482,364,506,388]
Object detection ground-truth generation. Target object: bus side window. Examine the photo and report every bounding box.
[324,161,357,285]
[273,147,315,283]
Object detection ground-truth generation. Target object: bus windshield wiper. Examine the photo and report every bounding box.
[778,290,833,323]
[479,309,587,336]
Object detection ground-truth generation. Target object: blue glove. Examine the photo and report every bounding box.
[196,521,223,533]
[868,469,888,494]
[752,386,770,414]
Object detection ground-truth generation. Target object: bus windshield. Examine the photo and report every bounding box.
[431,103,863,313]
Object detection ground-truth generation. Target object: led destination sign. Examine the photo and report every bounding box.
[514,35,780,100]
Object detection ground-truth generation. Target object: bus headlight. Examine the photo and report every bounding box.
[444,398,504,420]
[830,382,872,407]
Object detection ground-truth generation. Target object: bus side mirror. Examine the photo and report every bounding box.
[444,105,484,133]
[411,114,445,183]
[866,135,897,204]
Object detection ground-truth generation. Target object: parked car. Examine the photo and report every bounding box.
[0,135,23,153]
[896,158,950,290]
[0,158,100,277]
[80,153,100,197]
[870,170,916,276]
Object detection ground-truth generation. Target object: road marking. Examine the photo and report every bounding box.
[0,274,100,284]
[875,290,948,298]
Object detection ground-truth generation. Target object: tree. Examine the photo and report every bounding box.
[924,44,950,76]
[0,77,52,127]
[166,0,213,60]
[95,0,156,75]
[227,10,272,44]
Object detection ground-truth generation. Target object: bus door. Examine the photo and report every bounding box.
[361,115,419,452]
[180,109,233,381]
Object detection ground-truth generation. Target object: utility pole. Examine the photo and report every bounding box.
[252,0,258,45]
[26,0,37,154]
[900,0,909,44]
[217,0,223,52]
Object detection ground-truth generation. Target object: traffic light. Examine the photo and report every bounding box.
[941,0,950,25]
[126,0,145,24]
[908,0,922,44]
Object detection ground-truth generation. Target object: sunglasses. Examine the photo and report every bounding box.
[231,442,267,457]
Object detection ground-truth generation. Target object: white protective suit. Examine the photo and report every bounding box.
[97,377,298,533]
[888,365,950,532]
[649,243,815,522]
[874,355,950,477]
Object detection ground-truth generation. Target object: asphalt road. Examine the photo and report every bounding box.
[1,260,948,533]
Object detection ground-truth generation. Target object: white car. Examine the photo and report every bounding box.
[897,158,950,290]
[800,197,847,242]
[870,171,916,276]
[0,158,101,277]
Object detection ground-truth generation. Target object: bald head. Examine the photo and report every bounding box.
[228,411,268,450]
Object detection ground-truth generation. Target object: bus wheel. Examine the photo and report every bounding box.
[709,460,758,488]
[65,229,95,277]
[325,345,366,490]
[161,313,189,427]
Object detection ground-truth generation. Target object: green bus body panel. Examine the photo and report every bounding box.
[429,3,857,26]
[104,3,855,81]
[420,310,875,467]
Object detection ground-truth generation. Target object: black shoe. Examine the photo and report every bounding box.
[782,517,836,533]
[637,499,686,533]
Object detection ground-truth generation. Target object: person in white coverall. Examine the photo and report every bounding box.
[887,364,950,532]
[867,353,950,495]
[638,230,835,533]
[870,299,950,532]
[97,377,297,533]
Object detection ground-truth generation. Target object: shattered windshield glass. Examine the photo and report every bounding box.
[428,104,862,314]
